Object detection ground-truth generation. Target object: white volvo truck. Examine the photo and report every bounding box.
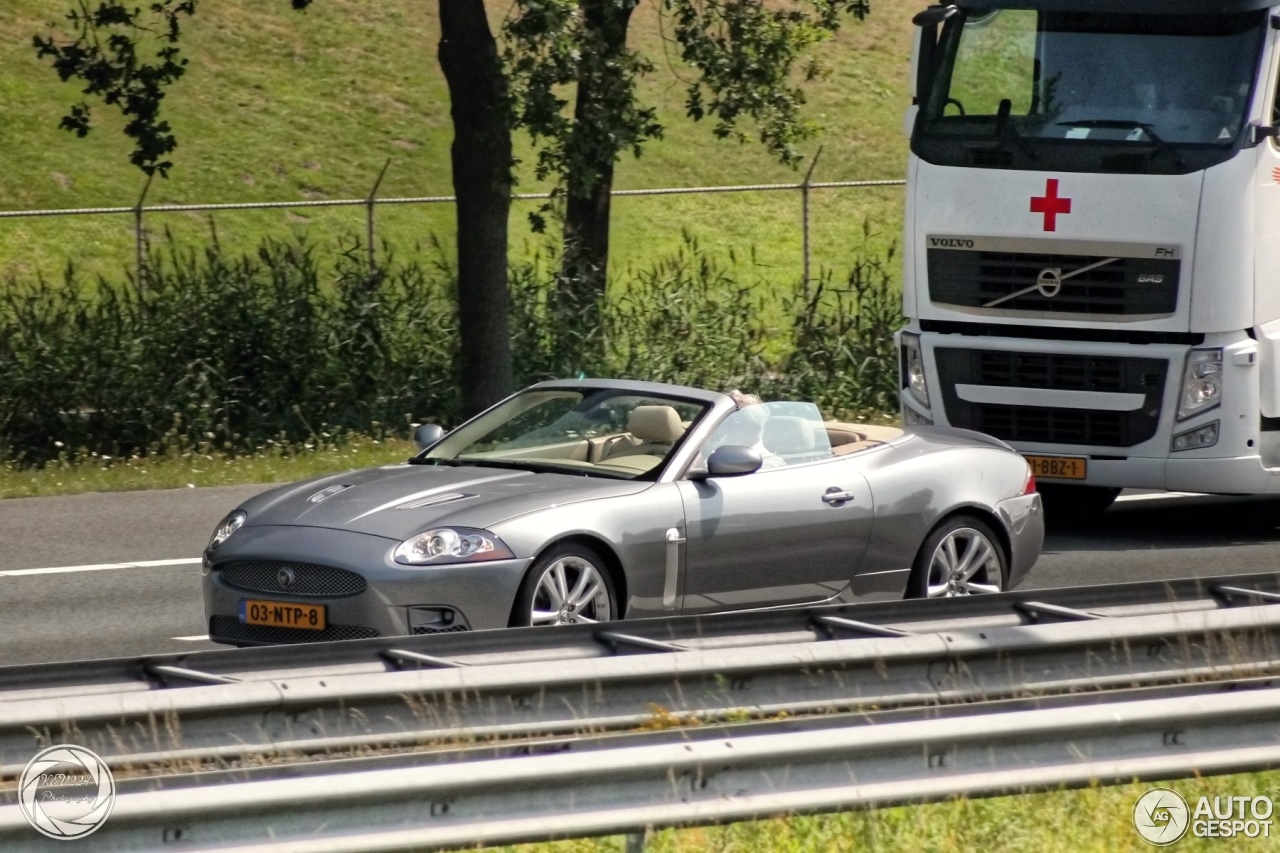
[899,0,1280,516]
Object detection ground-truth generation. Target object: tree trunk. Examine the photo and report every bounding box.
[557,0,637,371]
[439,0,513,416]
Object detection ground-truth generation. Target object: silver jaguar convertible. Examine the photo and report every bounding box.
[202,379,1043,644]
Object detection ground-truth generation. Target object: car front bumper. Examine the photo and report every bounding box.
[202,525,532,645]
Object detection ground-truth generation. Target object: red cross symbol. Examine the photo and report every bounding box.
[1030,178,1072,232]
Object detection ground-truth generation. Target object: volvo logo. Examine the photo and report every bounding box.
[277,568,296,589]
[1036,267,1063,298]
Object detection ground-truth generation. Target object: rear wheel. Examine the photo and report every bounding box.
[510,543,618,627]
[907,514,1007,599]
[1037,484,1120,527]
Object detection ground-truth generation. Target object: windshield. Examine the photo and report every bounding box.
[413,388,711,480]
[913,9,1266,174]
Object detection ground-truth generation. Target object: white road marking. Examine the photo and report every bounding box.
[0,557,201,578]
[1113,491,1204,503]
[171,635,212,642]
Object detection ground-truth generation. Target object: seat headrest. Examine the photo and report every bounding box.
[762,417,816,455]
[628,405,685,443]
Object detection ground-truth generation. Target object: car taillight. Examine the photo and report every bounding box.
[1022,470,1037,495]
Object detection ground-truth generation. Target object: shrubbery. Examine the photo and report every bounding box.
[0,233,901,466]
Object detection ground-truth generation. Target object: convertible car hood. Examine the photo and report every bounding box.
[238,463,652,540]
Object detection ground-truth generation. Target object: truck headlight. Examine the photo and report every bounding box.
[901,332,930,408]
[1176,348,1222,421]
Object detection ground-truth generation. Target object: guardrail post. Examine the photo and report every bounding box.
[801,146,823,301]
[367,159,391,275]
[134,173,154,299]
[624,829,649,852]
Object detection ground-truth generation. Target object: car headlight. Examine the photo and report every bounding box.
[901,332,930,408]
[1177,348,1223,421]
[393,527,515,565]
[208,511,246,550]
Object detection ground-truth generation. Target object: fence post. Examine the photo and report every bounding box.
[367,159,392,274]
[800,146,825,303]
[134,173,154,299]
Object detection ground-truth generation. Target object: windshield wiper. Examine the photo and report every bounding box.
[1055,119,1186,170]
[406,456,463,466]
[987,98,1037,160]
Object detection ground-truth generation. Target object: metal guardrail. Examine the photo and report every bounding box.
[3,681,1280,851]
[0,574,1277,776]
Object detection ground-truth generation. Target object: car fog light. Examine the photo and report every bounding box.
[1171,420,1219,451]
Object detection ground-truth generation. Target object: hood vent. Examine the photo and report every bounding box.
[308,484,352,504]
[396,492,475,510]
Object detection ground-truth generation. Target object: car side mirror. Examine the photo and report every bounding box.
[704,445,763,478]
[413,423,446,451]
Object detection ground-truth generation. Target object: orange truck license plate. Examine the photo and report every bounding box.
[1024,455,1088,480]
[238,599,326,631]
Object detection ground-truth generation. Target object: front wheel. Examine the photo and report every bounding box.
[510,543,618,627]
[907,515,1007,599]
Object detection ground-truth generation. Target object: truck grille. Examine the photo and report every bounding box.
[936,349,1168,447]
[928,249,1178,316]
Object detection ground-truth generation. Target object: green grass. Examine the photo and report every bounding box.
[498,772,1280,852]
[0,434,414,499]
[1,0,917,283]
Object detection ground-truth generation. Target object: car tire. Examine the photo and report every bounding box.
[1037,484,1120,528]
[906,514,1008,599]
[510,543,619,627]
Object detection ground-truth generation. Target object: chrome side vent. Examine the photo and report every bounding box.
[309,484,352,504]
[396,492,474,510]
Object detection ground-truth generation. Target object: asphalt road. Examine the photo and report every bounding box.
[2,485,1280,666]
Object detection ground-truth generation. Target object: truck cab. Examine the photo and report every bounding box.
[900,1,1280,515]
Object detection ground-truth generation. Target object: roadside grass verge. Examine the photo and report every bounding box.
[497,771,1280,852]
[0,434,413,500]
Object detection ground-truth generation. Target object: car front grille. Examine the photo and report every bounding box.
[928,249,1179,316]
[209,616,378,644]
[937,348,1168,447]
[215,561,367,598]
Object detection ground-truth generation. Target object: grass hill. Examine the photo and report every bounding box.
[0,1,917,283]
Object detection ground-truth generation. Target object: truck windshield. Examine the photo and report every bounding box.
[913,9,1266,174]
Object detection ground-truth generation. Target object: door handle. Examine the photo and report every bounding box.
[822,488,857,505]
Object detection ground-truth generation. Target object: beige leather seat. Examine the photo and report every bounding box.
[601,405,686,461]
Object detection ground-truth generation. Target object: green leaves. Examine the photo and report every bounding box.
[33,0,199,176]
[669,0,871,166]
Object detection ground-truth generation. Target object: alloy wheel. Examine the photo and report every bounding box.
[924,527,1004,598]
[529,556,614,625]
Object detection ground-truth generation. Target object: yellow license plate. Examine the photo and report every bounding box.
[239,599,327,631]
[1024,455,1088,481]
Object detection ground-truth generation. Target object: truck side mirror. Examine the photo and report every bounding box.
[909,5,956,101]
[1250,124,1278,147]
